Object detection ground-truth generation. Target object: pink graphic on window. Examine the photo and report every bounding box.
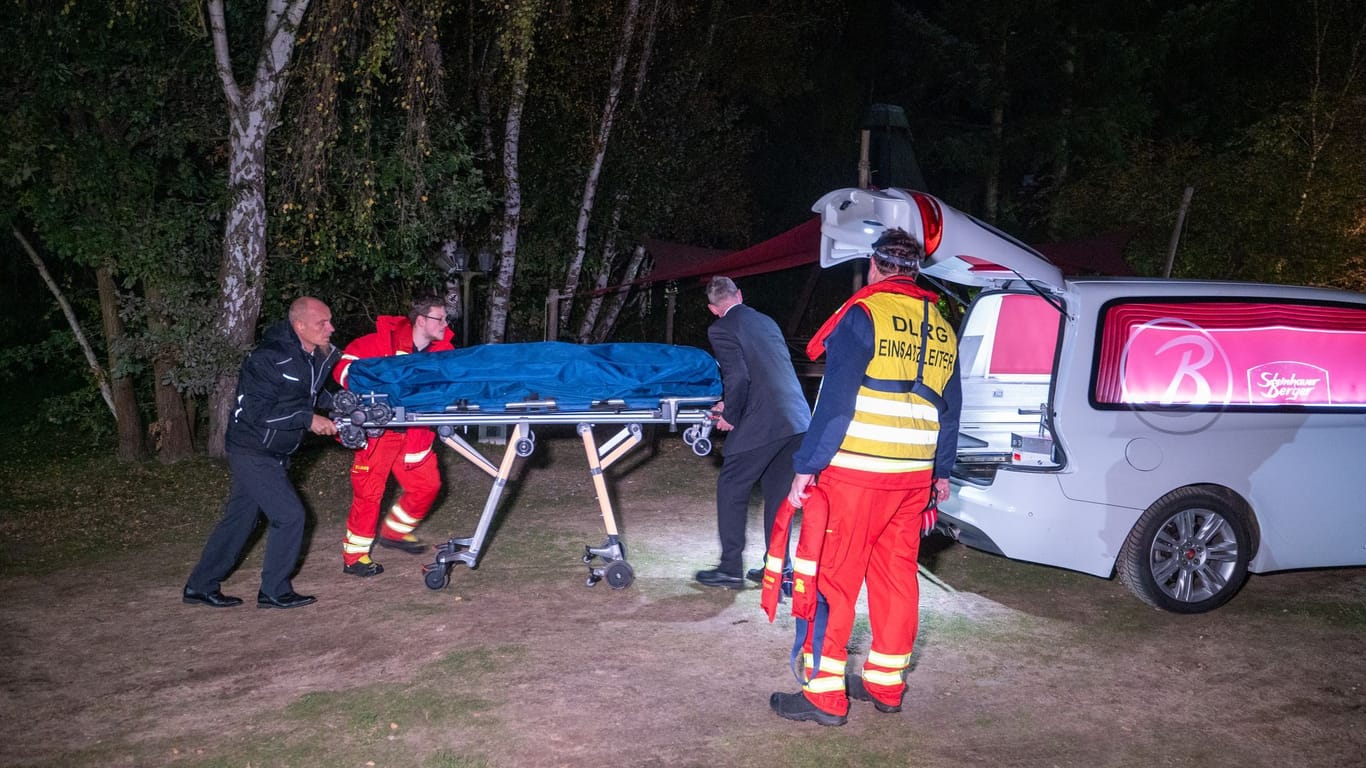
[1096,302,1366,407]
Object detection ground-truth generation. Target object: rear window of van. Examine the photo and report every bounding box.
[1092,299,1366,409]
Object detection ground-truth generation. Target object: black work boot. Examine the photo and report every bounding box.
[845,672,903,713]
[769,691,847,726]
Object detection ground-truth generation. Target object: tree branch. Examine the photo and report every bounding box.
[207,0,243,112]
[12,228,116,418]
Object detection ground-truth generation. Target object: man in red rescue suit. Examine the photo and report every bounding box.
[332,295,456,576]
[769,228,961,726]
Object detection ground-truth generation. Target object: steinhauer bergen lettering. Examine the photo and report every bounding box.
[1256,371,1322,401]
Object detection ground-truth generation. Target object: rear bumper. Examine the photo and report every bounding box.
[934,515,1004,556]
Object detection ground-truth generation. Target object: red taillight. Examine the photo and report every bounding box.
[910,192,943,256]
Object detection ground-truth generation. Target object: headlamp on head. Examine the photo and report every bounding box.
[871,228,924,269]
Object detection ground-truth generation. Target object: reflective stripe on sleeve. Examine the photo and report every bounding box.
[337,354,360,388]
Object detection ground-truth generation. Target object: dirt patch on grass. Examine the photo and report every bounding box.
[1,431,1363,767]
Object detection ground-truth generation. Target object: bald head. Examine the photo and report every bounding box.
[289,296,334,353]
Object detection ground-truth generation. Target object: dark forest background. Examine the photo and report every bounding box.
[2,0,1363,461]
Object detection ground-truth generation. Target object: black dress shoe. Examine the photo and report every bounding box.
[256,591,317,609]
[769,691,847,726]
[182,587,243,608]
[377,536,427,554]
[745,568,763,584]
[846,672,903,713]
[694,568,745,589]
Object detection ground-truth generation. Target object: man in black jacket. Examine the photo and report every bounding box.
[183,297,341,610]
[695,277,811,589]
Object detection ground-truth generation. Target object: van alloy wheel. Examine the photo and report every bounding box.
[1118,487,1252,613]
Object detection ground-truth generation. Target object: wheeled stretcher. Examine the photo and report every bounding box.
[331,342,722,590]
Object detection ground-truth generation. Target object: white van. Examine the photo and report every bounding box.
[814,187,1366,613]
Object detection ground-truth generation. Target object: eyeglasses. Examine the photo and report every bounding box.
[421,314,449,326]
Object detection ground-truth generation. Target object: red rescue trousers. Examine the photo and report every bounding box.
[343,430,441,565]
[800,465,930,716]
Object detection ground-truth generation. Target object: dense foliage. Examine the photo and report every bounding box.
[2,0,1362,458]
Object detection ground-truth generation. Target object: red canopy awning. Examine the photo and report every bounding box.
[640,218,1132,286]
[642,217,824,284]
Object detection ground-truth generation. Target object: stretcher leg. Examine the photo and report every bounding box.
[579,423,642,589]
[422,423,530,589]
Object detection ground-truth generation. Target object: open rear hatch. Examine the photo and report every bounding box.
[811,188,1066,481]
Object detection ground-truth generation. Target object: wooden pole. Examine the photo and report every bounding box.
[858,129,871,190]
[664,282,677,345]
[1163,186,1195,278]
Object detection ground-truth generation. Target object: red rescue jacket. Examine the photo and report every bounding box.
[760,485,831,622]
[334,315,455,457]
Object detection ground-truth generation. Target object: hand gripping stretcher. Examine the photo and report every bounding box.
[331,342,722,591]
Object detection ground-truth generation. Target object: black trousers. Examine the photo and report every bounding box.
[714,433,803,576]
[186,451,308,598]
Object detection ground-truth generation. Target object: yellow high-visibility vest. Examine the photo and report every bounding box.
[830,293,958,474]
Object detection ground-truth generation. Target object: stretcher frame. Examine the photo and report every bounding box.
[332,393,719,590]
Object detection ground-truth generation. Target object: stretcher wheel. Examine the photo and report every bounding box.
[515,438,535,457]
[368,402,394,425]
[424,565,450,590]
[604,560,634,589]
[333,390,360,412]
[337,424,367,449]
[692,437,712,457]
[682,426,699,446]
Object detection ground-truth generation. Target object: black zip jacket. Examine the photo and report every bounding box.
[225,320,340,457]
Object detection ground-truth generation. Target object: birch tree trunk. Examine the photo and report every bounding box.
[559,0,641,337]
[574,202,624,342]
[632,0,662,103]
[485,0,542,344]
[205,0,312,457]
[589,244,649,344]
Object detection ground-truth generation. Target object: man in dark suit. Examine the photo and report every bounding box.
[695,276,811,589]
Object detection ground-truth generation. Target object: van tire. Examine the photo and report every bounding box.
[1118,487,1251,613]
